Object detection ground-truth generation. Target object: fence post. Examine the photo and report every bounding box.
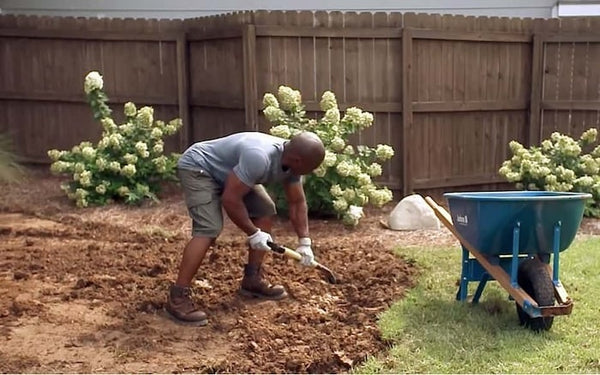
[243,24,258,131]
[528,33,543,147]
[401,27,414,197]
[176,32,191,149]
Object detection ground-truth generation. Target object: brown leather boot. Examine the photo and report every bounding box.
[239,264,288,300]
[165,284,208,326]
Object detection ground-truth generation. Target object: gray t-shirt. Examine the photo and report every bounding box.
[178,132,301,187]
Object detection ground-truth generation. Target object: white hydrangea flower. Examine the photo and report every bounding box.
[71,145,82,155]
[342,205,364,226]
[84,71,103,94]
[136,106,154,128]
[307,119,318,128]
[97,137,110,150]
[79,170,92,187]
[342,188,356,201]
[330,184,343,197]
[319,91,337,111]
[330,137,345,152]
[108,161,121,173]
[119,123,135,136]
[123,153,138,165]
[153,156,168,173]
[313,165,327,177]
[117,186,130,197]
[153,141,164,155]
[121,164,136,178]
[580,128,598,144]
[367,163,382,177]
[264,106,285,123]
[324,108,340,125]
[124,102,137,117]
[135,141,148,154]
[278,86,301,111]
[333,198,348,212]
[343,145,355,155]
[375,144,395,161]
[262,93,279,108]
[359,112,374,129]
[109,133,123,149]
[151,128,163,140]
[575,176,594,187]
[50,161,69,174]
[541,139,553,151]
[47,149,65,161]
[81,146,96,160]
[335,160,353,177]
[101,118,117,133]
[74,162,85,173]
[270,124,291,139]
[95,184,107,195]
[356,193,369,205]
[361,183,377,195]
[342,107,362,124]
[165,124,178,135]
[357,173,371,186]
[323,151,337,167]
[92,158,105,171]
[369,188,393,208]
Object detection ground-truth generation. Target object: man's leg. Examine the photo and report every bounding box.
[239,187,287,300]
[175,236,214,287]
[167,168,221,325]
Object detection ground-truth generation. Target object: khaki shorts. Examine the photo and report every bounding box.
[177,168,276,237]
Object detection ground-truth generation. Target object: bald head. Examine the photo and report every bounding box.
[283,131,326,175]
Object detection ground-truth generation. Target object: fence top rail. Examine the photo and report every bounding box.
[410,28,532,43]
[254,25,403,38]
[0,27,181,41]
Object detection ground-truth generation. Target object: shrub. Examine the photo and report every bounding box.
[48,71,183,207]
[263,86,395,226]
[499,128,600,217]
[0,133,22,183]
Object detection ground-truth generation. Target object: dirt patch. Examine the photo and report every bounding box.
[3,170,598,373]
[0,170,428,373]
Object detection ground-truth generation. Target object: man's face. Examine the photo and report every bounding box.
[289,157,320,176]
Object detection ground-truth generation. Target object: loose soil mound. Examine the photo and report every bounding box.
[0,171,427,373]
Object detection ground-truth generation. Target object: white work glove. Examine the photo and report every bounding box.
[247,229,272,251]
[296,237,315,267]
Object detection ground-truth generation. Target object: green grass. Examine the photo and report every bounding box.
[357,236,600,374]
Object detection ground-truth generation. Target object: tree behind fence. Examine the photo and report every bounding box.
[1,11,599,196]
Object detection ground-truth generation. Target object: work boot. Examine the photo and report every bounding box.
[239,264,288,300]
[165,284,208,326]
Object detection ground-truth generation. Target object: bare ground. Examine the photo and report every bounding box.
[1,169,598,373]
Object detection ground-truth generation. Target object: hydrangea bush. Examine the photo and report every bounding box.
[499,128,600,217]
[263,86,395,226]
[0,133,22,183]
[48,71,182,207]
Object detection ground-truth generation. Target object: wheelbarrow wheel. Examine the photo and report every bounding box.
[516,258,555,332]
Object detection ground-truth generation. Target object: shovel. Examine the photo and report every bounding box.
[267,241,337,284]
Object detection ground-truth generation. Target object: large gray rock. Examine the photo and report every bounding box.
[387,194,440,231]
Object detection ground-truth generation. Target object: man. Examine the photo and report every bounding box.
[167,131,326,326]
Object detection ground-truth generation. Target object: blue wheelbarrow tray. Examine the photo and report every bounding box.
[424,191,591,330]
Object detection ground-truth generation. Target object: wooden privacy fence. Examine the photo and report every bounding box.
[1,12,600,196]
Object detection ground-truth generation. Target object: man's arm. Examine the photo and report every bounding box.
[283,181,309,238]
[222,171,258,236]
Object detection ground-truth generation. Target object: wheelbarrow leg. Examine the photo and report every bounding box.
[472,272,490,304]
[457,248,469,301]
[511,222,520,288]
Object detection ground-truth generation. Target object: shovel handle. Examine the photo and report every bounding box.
[267,241,304,262]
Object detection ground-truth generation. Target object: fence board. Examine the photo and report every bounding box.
[4,11,600,195]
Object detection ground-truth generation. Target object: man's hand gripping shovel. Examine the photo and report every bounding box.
[267,241,337,284]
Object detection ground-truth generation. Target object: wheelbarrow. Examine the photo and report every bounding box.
[424,191,591,331]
